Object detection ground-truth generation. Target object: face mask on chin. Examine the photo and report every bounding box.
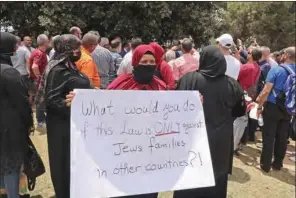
[133,65,156,84]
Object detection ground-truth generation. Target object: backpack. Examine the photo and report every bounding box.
[273,64,296,116]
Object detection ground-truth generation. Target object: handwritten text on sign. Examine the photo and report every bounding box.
[70,90,215,198]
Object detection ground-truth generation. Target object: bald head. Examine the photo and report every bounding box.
[37,34,49,47]
[70,26,82,39]
[285,46,295,62]
[181,38,193,53]
[23,36,32,47]
[82,32,99,53]
[165,50,176,62]
[100,37,109,47]
[260,46,271,60]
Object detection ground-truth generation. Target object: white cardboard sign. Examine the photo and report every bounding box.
[70,90,215,198]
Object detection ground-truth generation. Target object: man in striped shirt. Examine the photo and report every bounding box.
[91,32,115,89]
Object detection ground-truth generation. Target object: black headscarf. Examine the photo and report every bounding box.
[0,32,17,65]
[35,34,81,105]
[52,34,81,61]
[45,34,81,74]
[199,45,227,78]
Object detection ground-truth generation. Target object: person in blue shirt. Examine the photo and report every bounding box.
[256,46,295,172]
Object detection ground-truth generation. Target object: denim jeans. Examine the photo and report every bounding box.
[36,100,46,123]
[0,171,20,198]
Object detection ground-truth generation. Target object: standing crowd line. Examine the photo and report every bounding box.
[0,27,295,198]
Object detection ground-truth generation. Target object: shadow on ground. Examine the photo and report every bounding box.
[229,166,251,183]
[236,144,295,186]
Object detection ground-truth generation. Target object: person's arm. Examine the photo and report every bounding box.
[255,67,277,117]
[3,67,33,129]
[45,68,72,117]
[24,50,31,75]
[256,83,273,108]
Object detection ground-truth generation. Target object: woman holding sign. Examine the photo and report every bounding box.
[66,44,165,198]
[41,34,92,198]
[108,44,166,198]
[174,46,245,198]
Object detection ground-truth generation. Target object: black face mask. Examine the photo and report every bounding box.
[133,65,156,84]
[69,51,81,62]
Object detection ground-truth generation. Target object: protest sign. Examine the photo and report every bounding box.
[70,90,215,198]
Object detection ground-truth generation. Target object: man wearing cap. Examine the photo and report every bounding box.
[216,34,241,80]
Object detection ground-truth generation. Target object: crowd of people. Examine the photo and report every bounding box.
[0,25,295,198]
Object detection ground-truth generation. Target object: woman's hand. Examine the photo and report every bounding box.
[65,91,76,107]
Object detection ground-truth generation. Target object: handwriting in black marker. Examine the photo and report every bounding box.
[81,100,115,116]
[96,122,113,136]
[188,151,197,167]
[148,137,186,153]
[113,163,142,176]
[81,120,88,139]
[162,103,181,120]
[97,168,107,178]
[124,100,159,115]
[183,99,195,112]
[113,142,143,156]
[154,121,181,136]
[198,152,203,166]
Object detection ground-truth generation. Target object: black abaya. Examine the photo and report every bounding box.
[45,63,91,198]
[174,46,245,198]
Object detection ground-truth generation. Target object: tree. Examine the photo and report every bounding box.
[223,2,296,50]
[1,2,220,46]
[0,2,45,37]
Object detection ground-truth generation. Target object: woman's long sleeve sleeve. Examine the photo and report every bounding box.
[45,69,71,118]
[3,67,33,125]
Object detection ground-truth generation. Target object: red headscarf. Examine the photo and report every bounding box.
[149,42,176,90]
[108,45,167,90]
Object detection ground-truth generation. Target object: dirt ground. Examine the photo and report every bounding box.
[29,131,295,198]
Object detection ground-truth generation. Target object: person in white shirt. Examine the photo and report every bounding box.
[117,37,142,76]
[217,33,245,153]
[216,33,241,80]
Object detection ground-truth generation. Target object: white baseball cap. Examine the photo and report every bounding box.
[216,34,234,49]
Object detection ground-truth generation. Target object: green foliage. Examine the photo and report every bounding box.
[223,2,296,50]
[0,2,218,46]
[0,2,294,50]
